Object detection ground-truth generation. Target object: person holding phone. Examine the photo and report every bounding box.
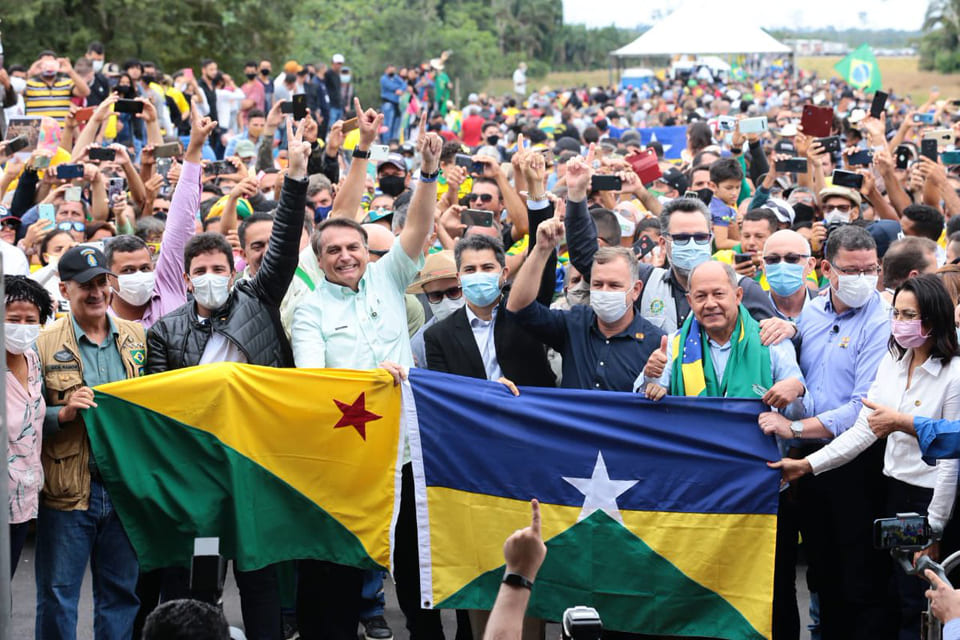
[769,275,960,639]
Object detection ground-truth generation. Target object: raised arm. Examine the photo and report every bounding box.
[70,95,117,162]
[331,97,383,219]
[400,125,441,260]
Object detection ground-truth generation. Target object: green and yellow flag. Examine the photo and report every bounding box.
[834,44,883,93]
[84,363,403,572]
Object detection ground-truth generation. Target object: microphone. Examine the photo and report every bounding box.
[831,325,839,334]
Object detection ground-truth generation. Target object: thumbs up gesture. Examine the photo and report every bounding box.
[644,335,669,380]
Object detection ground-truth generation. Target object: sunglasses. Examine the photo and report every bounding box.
[763,253,810,265]
[824,204,853,214]
[57,221,85,233]
[466,193,495,204]
[425,285,463,304]
[667,232,712,246]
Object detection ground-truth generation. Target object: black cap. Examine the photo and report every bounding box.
[659,167,688,194]
[58,246,114,283]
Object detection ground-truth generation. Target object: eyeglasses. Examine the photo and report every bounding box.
[425,286,463,303]
[57,221,85,233]
[466,193,495,204]
[824,204,853,214]
[763,253,810,265]
[890,308,922,321]
[1,222,19,231]
[666,232,712,246]
[830,262,880,277]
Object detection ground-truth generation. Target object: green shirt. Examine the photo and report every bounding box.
[43,315,125,435]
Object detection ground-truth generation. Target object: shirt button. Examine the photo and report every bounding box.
[605,340,610,345]
[372,311,378,318]
[595,383,600,388]
[600,361,605,366]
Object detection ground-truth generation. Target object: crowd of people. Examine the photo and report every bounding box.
[7,39,960,640]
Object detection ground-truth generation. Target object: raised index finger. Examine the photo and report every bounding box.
[530,498,541,537]
[418,108,427,140]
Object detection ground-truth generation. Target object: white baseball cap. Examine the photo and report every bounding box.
[332,54,345,64]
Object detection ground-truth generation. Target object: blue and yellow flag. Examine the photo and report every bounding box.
[407,368,779,639]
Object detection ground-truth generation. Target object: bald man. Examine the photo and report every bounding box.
[762,230,817,321]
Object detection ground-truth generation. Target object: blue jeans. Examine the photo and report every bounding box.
[360,569,386,620]
[381,102,400,143]
[35,479,140,640]
[329,107,343,125]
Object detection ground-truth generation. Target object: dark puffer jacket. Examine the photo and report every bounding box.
[146,175,307,373]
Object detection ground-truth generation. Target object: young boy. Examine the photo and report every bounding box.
[708,158,743,250]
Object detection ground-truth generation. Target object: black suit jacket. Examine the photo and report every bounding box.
[424,297,555,388]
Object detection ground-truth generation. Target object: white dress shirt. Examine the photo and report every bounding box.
[466,304,502,381]
[807,350,960,531]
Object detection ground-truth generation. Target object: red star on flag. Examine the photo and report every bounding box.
[333,393,382,440]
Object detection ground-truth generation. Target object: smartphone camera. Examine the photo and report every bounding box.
[562,607,602,640]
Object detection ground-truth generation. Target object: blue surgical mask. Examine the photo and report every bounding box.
[670,241,711,273]
[460,272,502,307]
[314,204,332,223]
[765,261,805,297]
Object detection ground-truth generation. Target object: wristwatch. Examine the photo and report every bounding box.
[352,147,371,159]
[789,420,804,438]
[502,571,534,590]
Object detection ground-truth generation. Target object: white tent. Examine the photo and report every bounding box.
[610,3,791,58]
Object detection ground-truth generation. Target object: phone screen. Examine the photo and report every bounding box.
[591,175,622,191]
[874,516,928,549]
[461,209,494,228]
[115,99,143,114]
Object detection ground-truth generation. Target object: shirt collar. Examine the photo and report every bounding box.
[466,304,497,327]
[72,314,118,346]
[899,350,945,377]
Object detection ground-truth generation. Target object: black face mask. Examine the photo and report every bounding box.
[116,85,135,99]
[142,74,154,84]
[260,69,270,77]
[695,188,714,205]
[486,135,500,146]
[379,175,406,197]
[284,73,296,84]
[245,72,257,80]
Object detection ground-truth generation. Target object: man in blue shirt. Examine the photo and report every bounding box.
[379,65,405,143]
[506,220,663,391]
[771,224,890,640]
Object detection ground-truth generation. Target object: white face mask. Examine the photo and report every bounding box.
[823,207,851,226]
[5,323,40,355]
[834,273,877,308]
[114,271,156,306]
[590,290,629,324]
[10,76,27,95]
[191,274,231,310]
[91,59,104,73]
[428,296,465,322]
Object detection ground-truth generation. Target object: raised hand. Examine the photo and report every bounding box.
[286,116,312,180]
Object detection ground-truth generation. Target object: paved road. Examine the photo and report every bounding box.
[11,533,811,639]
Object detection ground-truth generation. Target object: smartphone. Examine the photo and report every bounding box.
[369,144,389,161]
[815,136,841,153]
[869,91,888,119]
[942,150,960,165]
[591,174,623,191]
[74,106,95,123]
[634,234,656,259]
[873,514,929,550]
[34,155,51,170]
[733,253,753,265]
[56,163,85,179]
[738,116,768,135]
[341,117,358,133]
[114,99,143,115]
[683,190,700,200]
[895,145,912,170]
[5,135,29,154]
[922,138,939,161]
[292,94,307,120]
[108,177,127,200]
[461,209,494,228]
[88,147,116,162]
[716,116,737,132]
[846,150,873,167]
[156,157,173,178]
[455,153,474,170]
[775,158,808,173]
[64,186,83,202]
[801,105,834,138]
[923,128,954,145]
[832,169,864,190]
[280,101,293,114]
[203,160,233,177]
[154,141,182,158]
[38,203,56,223]
[913,113,935,124]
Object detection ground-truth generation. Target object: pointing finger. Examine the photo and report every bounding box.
[530,499,541,537]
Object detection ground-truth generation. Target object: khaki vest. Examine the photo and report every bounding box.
[37,315,146,511]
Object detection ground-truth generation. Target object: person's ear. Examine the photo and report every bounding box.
[735,286,744,305]
[182,272,193,292]
[58,281,69,298]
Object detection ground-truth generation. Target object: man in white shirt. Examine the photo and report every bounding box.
[512,62,527,97]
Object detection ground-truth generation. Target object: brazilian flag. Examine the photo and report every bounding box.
[834,44,883,93]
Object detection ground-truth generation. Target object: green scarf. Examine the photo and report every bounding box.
[669,304,772,398]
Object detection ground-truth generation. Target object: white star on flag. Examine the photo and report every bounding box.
[563,451,639,524]
[647,131,672,155]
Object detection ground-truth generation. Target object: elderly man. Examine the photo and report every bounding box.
[289,113,441,639]
[506,217,663,391]
[762,230,818,322]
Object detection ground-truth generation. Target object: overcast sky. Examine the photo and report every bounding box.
[562,0,927,31]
